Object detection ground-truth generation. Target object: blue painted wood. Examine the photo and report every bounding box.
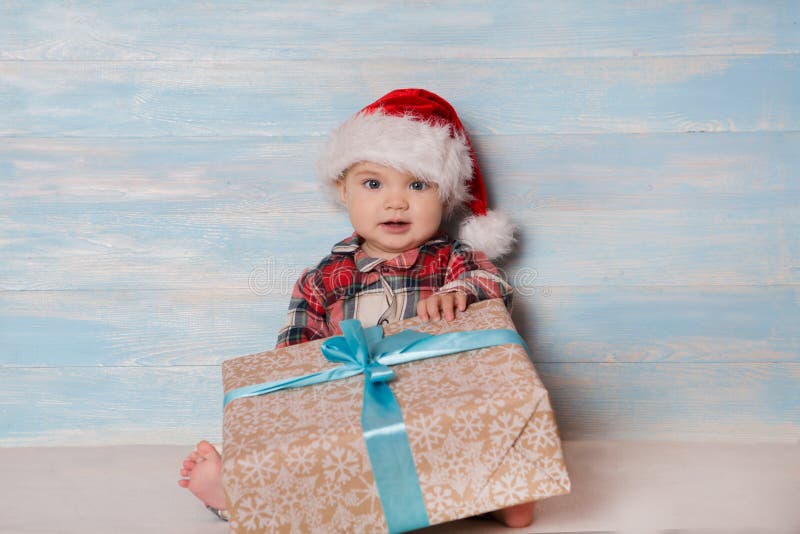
[1,1,797,60]
[1,1,798,445]
[1,199,796,290]
[2,133,798,290]
[1,286,797,368]
[0,366,224,446]
[1,363,797,446]
[0,290,288,367]
[2,133,799,208]
[538,362,800,441]
[0,55,797,137]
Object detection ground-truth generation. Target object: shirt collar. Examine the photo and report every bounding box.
[331,231,449,273]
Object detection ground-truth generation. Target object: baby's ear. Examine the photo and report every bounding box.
[336,178,347,204]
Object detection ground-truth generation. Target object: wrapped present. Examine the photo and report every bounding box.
[221,298,571,533]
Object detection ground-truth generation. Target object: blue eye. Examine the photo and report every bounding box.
[363,179,381,189]
[410,181,429,191]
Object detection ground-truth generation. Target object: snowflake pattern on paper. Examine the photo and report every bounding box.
[221,299,571,533]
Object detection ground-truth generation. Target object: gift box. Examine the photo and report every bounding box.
[221,298,571,533]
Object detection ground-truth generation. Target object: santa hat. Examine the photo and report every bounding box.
[317,88,517,260]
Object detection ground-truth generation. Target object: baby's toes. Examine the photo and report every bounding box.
[197,440,216,455]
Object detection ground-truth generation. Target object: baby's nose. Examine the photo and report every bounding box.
[384,192,409,209]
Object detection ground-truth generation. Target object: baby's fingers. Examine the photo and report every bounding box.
[442,294,458,322]
[425,296,442,321]
[455,291,467,312]
[417,298,430,321]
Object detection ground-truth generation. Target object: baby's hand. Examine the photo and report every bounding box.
[417,291,468,322]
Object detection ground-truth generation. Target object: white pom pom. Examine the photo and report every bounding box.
[458,210,517,260]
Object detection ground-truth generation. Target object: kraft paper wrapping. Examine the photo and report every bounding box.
[221,299,571,533]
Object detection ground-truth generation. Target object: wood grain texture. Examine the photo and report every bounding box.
[2,133,798,290]
[1,363,796,446]
[1,1,797,60]
[0,55,797,137]
[0,366,223,446]
[1,285,797,368]
[3,132,799,207]
[539,362,800,442]
[2,202,796,289]
[1,2,798,445]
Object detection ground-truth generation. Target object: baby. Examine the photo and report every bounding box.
[179,88,536,528]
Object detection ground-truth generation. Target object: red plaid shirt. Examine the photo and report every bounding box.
[275,231,513,348]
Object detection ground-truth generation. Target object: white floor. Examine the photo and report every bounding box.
[2,441,798,533]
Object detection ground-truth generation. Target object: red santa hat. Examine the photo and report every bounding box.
[317,88,517,260]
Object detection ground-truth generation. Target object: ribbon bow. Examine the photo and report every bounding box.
[224,319,528,533]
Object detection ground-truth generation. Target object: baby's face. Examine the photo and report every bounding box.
[337,161,443,260]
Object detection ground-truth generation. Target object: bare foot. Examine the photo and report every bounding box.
[178,440,227,510]
[489,501,535,528]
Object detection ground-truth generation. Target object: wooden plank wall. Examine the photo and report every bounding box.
[1,2,798,446]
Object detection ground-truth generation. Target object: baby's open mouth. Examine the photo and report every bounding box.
[381,221,410,230]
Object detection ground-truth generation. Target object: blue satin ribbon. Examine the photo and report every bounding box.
[224,320,528,533]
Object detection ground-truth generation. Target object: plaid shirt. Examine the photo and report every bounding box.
[275,231,513,348]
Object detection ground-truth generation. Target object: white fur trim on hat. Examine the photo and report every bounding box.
[458,209,518,259]
[317,111,474,214]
